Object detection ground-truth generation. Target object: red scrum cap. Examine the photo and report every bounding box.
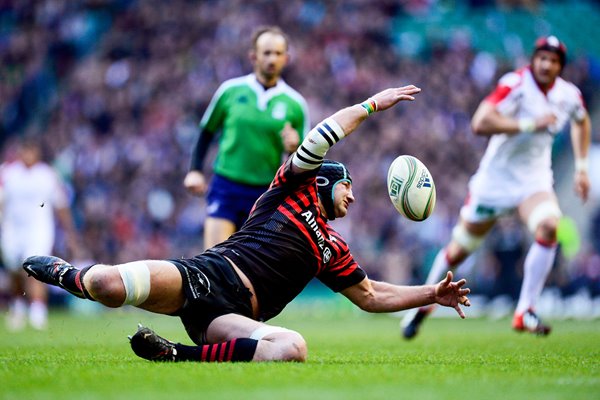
[534,35,567,67]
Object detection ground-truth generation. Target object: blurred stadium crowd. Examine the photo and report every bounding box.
[1,0,599,311]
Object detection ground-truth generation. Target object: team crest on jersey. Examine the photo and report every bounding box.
[322,247,332,263]
[272,102,287,119]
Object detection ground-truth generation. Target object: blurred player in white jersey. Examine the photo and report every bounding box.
[1,137,78,330]
[403,36,591,338]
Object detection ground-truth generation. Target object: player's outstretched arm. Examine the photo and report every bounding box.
[340,271,470,318]
[292,85,421,173]
[331,85,421,136]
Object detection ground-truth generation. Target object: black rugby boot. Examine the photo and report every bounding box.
[23,255,85,298]
[129,324,177,362]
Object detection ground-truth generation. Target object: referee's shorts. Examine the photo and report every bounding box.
[206,174,269,229]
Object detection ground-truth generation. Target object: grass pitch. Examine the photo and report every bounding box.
[1,304,598,400]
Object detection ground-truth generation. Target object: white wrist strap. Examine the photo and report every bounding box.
[575,157,589,173]
[518,118,536,133]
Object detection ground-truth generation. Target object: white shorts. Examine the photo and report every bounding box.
[1,226,54,271]
[462,172,555,224]
[459,192,513,224]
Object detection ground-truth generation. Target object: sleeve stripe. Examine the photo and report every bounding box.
[316,126,334,147]
[322,121,340,142]
[296,151,323,165]
[293,117,345,171]
[298,147,323,161]
[485,85,512,105]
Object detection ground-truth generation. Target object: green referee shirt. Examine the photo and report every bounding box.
[198,74,309,186]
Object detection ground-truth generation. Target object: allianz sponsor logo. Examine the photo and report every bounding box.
[417,170,431,189]
[301,210,332,263]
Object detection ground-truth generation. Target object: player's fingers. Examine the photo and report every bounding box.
[399,85,421,94]
[445,270,453,284]
[459,288,470,296]
[455,305,466,319]
[459,296,470,306]
[187,184,206,196]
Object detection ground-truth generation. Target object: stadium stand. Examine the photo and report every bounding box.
[1,0,599,315]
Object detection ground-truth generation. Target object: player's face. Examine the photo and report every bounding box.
[333,181,355,218]
[531,50,562,88]
[20,145,41,167]
[251,32,289,84]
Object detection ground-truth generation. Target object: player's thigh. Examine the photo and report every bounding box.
[207,314,300,342]
[86,260,184,314]
[204,217,236,248]
[457,195,503,237]
[461,218,496,236]
[138,260,186,314]
[517,191,560,238]
[517,191,559,221]
[207,314,307,361]
[447,218,496,261]
[206,313,264,342]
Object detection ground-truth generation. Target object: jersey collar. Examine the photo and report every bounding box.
[247,74,289,110]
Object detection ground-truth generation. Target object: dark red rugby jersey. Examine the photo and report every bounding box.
[212,156,366,321]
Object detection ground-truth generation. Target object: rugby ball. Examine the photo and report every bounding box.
[387,155,436,221]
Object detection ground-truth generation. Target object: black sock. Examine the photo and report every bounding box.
[59,265,95,300]
[174,338,258,362]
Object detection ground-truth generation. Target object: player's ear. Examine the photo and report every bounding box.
[248,49,257,64]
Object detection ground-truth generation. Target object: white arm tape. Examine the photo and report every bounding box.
[249,325,292,340]
[118,261,151,306]
[293,118,346,170]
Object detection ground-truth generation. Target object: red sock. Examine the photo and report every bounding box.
[174,338,258,362]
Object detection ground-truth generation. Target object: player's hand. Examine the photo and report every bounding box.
[371,85,421,112]
[434,271,471,318]
[280,122,300,153]
[574,170,590,202]
[183,170,208,196]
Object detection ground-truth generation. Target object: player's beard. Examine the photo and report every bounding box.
[260,63,281,82]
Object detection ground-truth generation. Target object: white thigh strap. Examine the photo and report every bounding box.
[249,325,292,340]
[527,201,562,234]
[118,261,151,306]
[451,224,485,253]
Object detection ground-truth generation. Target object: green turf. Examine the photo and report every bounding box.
[1,308,598,400]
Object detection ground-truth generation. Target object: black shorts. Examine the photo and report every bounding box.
[169,251,254,345]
